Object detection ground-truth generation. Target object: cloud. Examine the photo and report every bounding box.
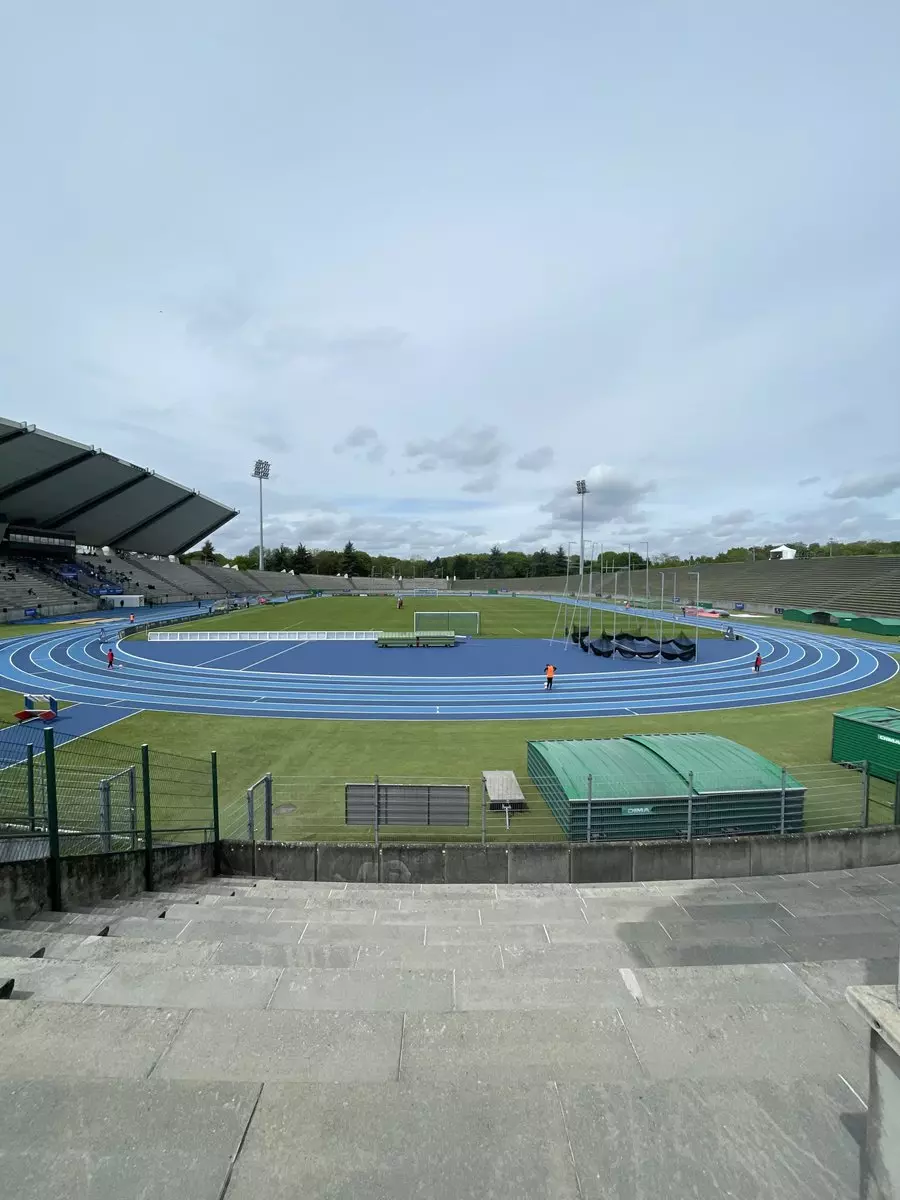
[461,473,496,494]
[405,426,506,474]
[333,425,387,464]
[184,291,406,371]
[540,465,656,527]
[708,508,756,536]
[515,446,554,472]
[825,471,900,500]
[255,431,291,454]
[798,475,820,487]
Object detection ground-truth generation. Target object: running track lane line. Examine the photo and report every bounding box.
[0,623,896,721]
[237,641,310,671]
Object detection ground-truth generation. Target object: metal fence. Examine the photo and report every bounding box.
[218,761,900,847]
[0,722,217,894]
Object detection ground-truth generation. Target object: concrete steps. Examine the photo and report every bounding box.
[1,866,897,1197]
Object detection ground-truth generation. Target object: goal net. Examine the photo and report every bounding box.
[414,610,480,635]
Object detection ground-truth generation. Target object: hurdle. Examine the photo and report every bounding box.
[14,694,59,723]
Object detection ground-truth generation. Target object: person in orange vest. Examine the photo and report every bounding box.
[544,663,556,691]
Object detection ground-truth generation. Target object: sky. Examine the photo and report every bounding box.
[1,1,899,560]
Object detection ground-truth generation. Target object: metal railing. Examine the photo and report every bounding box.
[0,723,219,900]
[218,761,900,848]
[148,629,380,642]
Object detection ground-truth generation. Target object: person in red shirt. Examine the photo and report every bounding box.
[107,648,115,670]
[754,653,762,673]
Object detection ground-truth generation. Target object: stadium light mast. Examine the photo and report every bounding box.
[252,459,270,571]
[576,480,588,581]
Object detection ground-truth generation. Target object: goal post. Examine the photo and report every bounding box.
[414,610,480,635]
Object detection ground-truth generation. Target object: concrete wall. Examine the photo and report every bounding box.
[216,826,900,884]
[0,843,213,919]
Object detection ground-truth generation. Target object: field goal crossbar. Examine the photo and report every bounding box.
[414,610,480,635]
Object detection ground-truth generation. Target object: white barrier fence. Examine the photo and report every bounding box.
[148,630,381,642]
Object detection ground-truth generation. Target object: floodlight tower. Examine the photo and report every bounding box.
[576,479,588,581]
[252,459,270,571]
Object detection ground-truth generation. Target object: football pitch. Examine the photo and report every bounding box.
[141,593,717,641]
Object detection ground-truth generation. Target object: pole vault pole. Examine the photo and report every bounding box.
[587,542,595,644]
[659,571,665,654]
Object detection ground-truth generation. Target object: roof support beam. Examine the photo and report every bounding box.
[0,423,31,447]
[107,493,196,547]
[0,449,97,503]
[171,511,238,556]
[45,471,152,529]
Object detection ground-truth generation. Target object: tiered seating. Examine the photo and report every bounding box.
[452,558,900,617]
[294,573,354,592]
[624,557,900,618]
[0,558,81,616]
[81,553,194,602]
[453,576,570,593]
[239,569,297,594]
[187,562,266,595]
[398,576,449,591]
[0,866,888,1195]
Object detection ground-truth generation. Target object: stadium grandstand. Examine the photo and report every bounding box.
[0,418,460,622]
[0,418,237,620]
[451,555,900,618]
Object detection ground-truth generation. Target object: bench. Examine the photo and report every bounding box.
[377,631,456,648]
[483,770,527,812]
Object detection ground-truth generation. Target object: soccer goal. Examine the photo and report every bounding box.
[414,610,480,635]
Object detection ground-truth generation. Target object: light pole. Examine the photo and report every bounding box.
[576,480,588,585]
[252,460,270,571]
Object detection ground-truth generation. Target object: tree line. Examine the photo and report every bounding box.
[185,537,900,578]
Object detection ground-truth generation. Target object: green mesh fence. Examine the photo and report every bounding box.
[0,721,214,860]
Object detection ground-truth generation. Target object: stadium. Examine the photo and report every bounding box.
[3,417,900,1198]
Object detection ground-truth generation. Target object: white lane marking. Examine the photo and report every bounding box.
[198,642,276,666]
[839,1074,867,1109]
[237,642,309,671]
[619,967,644,1003]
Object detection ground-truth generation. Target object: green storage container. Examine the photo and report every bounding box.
[784,608,816,623]
[849,617,900,637]
[527,734,805,841]
[831,707,900,783]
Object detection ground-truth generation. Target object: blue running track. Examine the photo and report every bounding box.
[0,601,895,726]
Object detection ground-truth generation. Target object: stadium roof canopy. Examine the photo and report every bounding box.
[0,418,237,555]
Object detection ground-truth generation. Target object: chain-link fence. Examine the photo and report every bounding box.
[219,760,900,847]
[0,721,216,865]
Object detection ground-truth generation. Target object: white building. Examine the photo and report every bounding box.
[770,544,797,561]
